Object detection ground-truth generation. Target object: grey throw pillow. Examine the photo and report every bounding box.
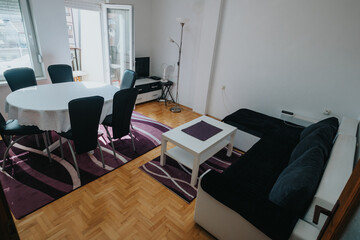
[289,124,337,163]
[269,147,324,215]
[300,117,338,140]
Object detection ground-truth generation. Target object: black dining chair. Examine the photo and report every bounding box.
[48,64,74,84]
[57,96,105,178]
[102,88,138,158]
[3,67,45,147]
[4,67,37,92]
[1,113,52,170]
[120,69,137,90]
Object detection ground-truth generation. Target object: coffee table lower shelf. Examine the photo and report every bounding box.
[164,138,230,171]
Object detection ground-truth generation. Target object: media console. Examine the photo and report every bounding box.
[134,78,162,104]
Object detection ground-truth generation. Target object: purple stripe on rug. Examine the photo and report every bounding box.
[139,148,243,203]
[0,112,170,219]
[0,172,54,218]
[8,148,73,193]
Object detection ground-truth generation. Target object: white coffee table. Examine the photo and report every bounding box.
[160,116,237,186]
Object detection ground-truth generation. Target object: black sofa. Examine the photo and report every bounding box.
[195,109,340,240]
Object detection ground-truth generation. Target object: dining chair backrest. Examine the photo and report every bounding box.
[48,64,74,84]
[0,112,8,146]
[0,112,6,127]
[4,67,37,92]
[68,96,104,154]
[112,88,138,139]
[120,69,137,90]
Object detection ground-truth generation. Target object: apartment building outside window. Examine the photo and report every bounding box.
[0,0,43,81]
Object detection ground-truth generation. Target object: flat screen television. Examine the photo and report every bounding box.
[135,57,150,79]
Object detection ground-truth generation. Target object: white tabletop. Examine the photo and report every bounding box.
[162,116,237,154]
[6,82,119,132]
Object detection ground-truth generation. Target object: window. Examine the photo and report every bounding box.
[0,0,43,81]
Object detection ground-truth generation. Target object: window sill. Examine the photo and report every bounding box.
[0,77,48,87]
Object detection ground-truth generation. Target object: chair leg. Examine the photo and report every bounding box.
[42,133,52,163]
[104,126,116,159]
[45,131,52,146]
[130,130,136,152]
[35,134,40,147]
[67,140,80,178]
[1,134,9,147]
[97,139,105,168]
[2,135,26,170]
[59,137,64,159]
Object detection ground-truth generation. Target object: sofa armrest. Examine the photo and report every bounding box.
[338,116,358,137]
[303,134,355,229]
[289,219,320,240]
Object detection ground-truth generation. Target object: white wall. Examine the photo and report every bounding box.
[150,0,205,109]
[192,0,222,114]
[207,0,360,120]
[30,0,71,79]
[80,10,105,82]
[109,0,153,59]
[0,0,70,117]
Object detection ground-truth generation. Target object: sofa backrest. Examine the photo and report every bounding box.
[302,117,358,230]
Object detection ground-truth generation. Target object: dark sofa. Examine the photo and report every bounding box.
[195,109,345,240]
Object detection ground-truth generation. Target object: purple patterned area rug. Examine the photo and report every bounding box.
[0,112,171,219]
[139,148,243,203]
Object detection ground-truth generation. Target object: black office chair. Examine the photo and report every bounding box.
[48,64,74,84]
[120,69,137,90]
[102,88,138,158]
[4,67,37,92]
[58,96,105,178]
[1,113,52,170]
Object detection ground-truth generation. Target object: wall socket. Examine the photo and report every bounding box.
[323,109,331,115]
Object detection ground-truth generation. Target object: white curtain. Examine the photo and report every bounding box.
[64,0,105,11]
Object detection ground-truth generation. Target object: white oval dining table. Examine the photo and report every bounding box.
[5,81,119,132]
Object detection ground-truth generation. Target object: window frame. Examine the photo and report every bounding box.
[0,0,44,81]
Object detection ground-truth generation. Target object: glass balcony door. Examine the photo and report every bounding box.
[102,4,133,87]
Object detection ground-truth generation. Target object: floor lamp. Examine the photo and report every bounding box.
[169,17,189,113]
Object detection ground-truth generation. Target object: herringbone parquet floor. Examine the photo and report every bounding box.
[14,101,215,239]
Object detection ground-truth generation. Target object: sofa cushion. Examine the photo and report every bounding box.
[223,108,303,140]
[201,170,299,240]
[223,134,298,197]
[269,147,324,215]
[290,121,338,163]
[300,117,339,140]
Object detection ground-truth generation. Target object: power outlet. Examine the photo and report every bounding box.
[323,109,331,115]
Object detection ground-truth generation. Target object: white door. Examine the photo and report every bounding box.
[102,4,134,86]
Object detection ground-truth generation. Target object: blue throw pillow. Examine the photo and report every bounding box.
[269,147,324,215]
[289,124,337,163]
[300,117,339,140]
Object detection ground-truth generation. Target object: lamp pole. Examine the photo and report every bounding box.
[170,19,187,113]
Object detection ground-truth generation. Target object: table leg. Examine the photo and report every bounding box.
[227,131,235,157]
[191,155,200,186]
[160,138,167,166]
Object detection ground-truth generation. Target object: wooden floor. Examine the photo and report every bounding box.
[14,101,215,240]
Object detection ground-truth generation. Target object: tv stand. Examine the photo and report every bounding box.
[134,78,161,104]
